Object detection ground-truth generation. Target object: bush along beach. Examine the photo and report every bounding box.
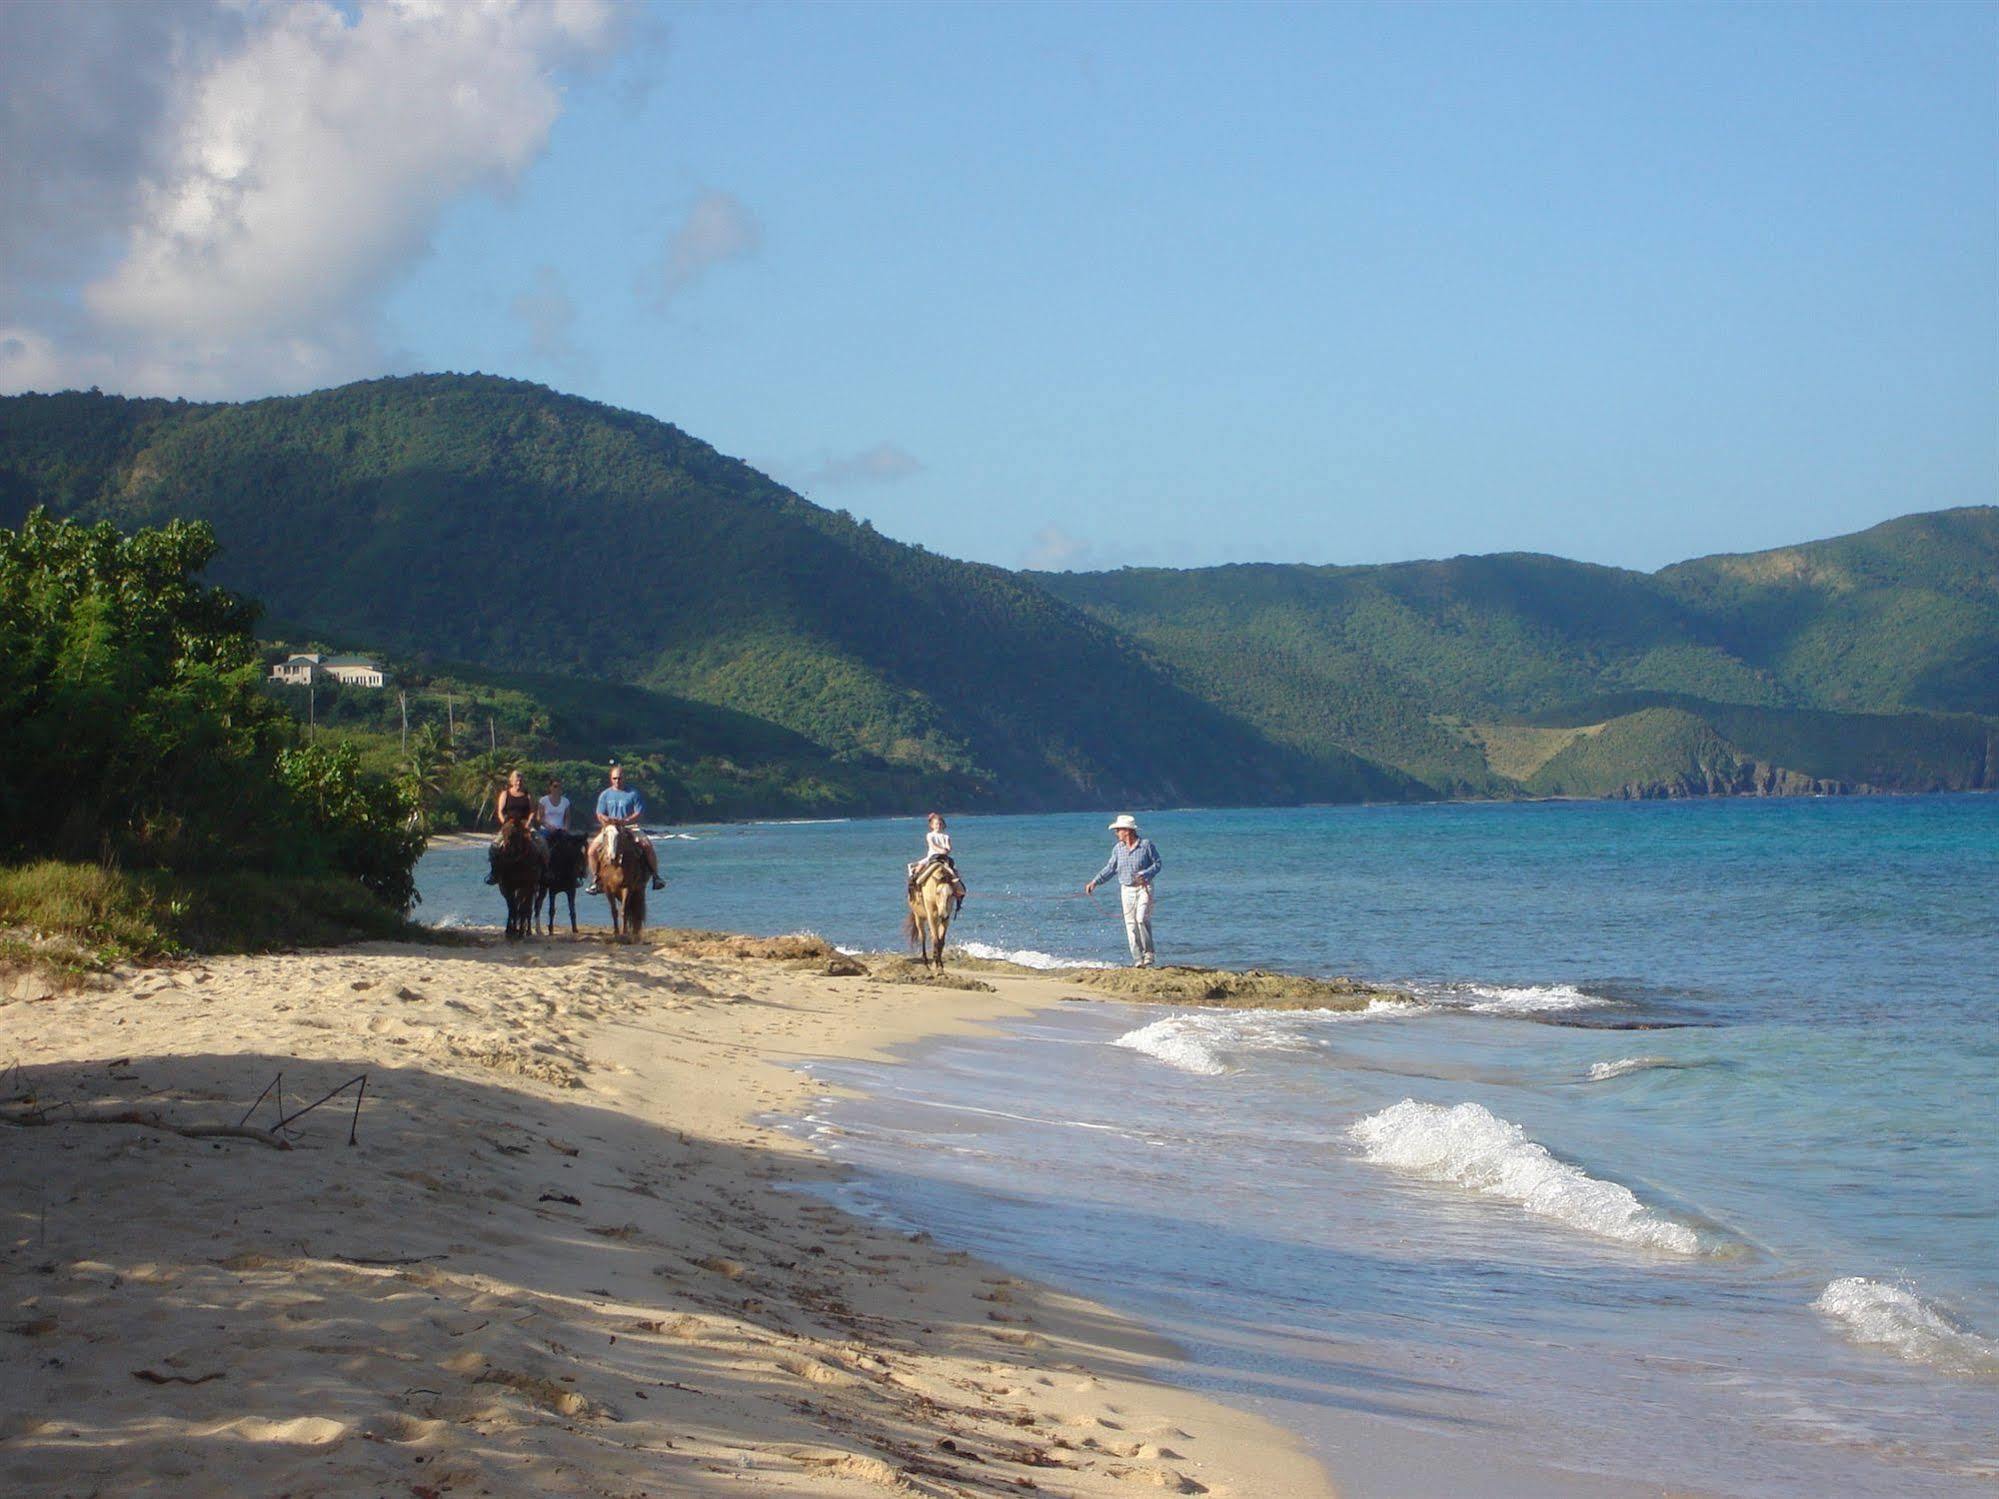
[0,509,426,978]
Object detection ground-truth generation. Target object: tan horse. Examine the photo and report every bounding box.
[904,861,958,974]
[596,824,649,942]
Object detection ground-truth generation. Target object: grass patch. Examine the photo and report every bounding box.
[0,860,425,976]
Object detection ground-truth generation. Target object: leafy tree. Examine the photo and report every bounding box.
[276,743,425,912]
[0,508,426,911]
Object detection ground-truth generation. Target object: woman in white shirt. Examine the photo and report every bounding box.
[538,778,572,843]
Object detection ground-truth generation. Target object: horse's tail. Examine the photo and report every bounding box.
[903,909,920,949]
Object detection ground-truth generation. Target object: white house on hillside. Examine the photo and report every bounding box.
[269,653,386,688]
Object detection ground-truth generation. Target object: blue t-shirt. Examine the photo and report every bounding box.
[596,786,644,822]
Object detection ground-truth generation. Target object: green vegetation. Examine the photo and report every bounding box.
[1039,511,1997,796]
[0,509,426,969]
[0,377,1381,809]
[0,860,419,974]
[265,651,987,828]
[1,376,1990,808]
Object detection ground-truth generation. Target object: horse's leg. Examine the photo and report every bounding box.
[566,887,577,934]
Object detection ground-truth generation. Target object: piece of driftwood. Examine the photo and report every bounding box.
[271,1073,368,1145]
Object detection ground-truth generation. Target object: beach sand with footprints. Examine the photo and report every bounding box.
[0,931,1330,1498]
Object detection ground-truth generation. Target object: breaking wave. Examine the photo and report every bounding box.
[955,941,1114,971]
[1112,1004,1410,1077]
[1349,1099,1705,1255]
[1419,982,1612,1015]
[1813,1279,1999,1376]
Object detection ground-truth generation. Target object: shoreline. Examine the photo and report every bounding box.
[1,931,1335,1497]
[420,783,1995,845]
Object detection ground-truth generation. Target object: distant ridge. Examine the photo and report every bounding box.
[2,375,1991,806]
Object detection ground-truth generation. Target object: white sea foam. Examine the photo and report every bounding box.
[1587,1056,1676,1081]
[1113,1017,1234,1075]
[955,941,1113,971]
[1813,1278,1999,1376]
[1112,1004,1408,1077]
[1349,1099,1704,1254]
[1456,982,1608,1014]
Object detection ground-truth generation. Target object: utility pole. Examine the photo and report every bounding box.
[308,681,315,736]
[447,694,455,742]
[488,717,496,755]
[399,690,408,753]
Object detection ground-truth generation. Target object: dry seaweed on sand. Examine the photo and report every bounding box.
[1066,964,1407,1010]
[934,952,1410,1011]
[863,957,996,992]
[643,928,833,961]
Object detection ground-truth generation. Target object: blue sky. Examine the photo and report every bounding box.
[5,1,1994,572]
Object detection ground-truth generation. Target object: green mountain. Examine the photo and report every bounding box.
[1,374,1990,807]
[1035,510,1997,797]
[0,376,1403,810]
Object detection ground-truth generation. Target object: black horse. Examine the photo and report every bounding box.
[536,830,586,934]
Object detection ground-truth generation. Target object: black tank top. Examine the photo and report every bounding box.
[501,790,533,823]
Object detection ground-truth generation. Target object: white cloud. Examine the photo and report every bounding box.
[1022,525,1098,571]
[806,442,925,487]
[0,0,623,399]
[647,190,761,307]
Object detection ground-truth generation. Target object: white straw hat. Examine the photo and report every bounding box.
[1107,814,1141,832]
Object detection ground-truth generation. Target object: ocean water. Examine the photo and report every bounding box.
[417,796,1999,1495]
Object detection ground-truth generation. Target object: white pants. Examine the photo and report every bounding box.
[1120,884,1155,966]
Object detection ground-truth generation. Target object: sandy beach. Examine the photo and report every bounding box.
[0,933,1332,1498]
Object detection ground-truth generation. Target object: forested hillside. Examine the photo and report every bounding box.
[1,375,1989,809]
[0,377,1400,810]
[1037,510,1997,798]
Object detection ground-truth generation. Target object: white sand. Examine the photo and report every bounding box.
[1,935,1333,1497]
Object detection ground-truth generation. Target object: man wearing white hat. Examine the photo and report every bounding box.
[1085,814,1163,968]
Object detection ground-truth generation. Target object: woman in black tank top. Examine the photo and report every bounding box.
[486,770,540,884]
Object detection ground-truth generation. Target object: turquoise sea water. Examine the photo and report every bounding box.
[417,796,1998,1495]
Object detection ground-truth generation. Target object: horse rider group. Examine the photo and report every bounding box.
[486,763,666,894]
[491,777,1164,968]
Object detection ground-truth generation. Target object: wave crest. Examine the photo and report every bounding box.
[1586,1056,1676,1081]
[1436,982,1610,1015]
[1112,1005,1404,1077]
[1814,1278,1999,1376]
[1349,1099,1704,1255]
[955,941,1112,971]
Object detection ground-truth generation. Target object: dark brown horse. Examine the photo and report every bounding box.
[493,817,542,940]
[596,824,649,942]
[904,861,958,974]
[535,830,586,934]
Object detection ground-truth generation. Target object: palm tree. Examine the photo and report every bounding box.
[402,721,454,830]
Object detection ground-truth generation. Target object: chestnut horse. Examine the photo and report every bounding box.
[493,817,542,940]
[596,823,649,942]
[903,861,959,974]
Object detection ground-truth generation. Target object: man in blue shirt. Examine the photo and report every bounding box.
[1085,814,1162,967]
[585,763,665,894]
